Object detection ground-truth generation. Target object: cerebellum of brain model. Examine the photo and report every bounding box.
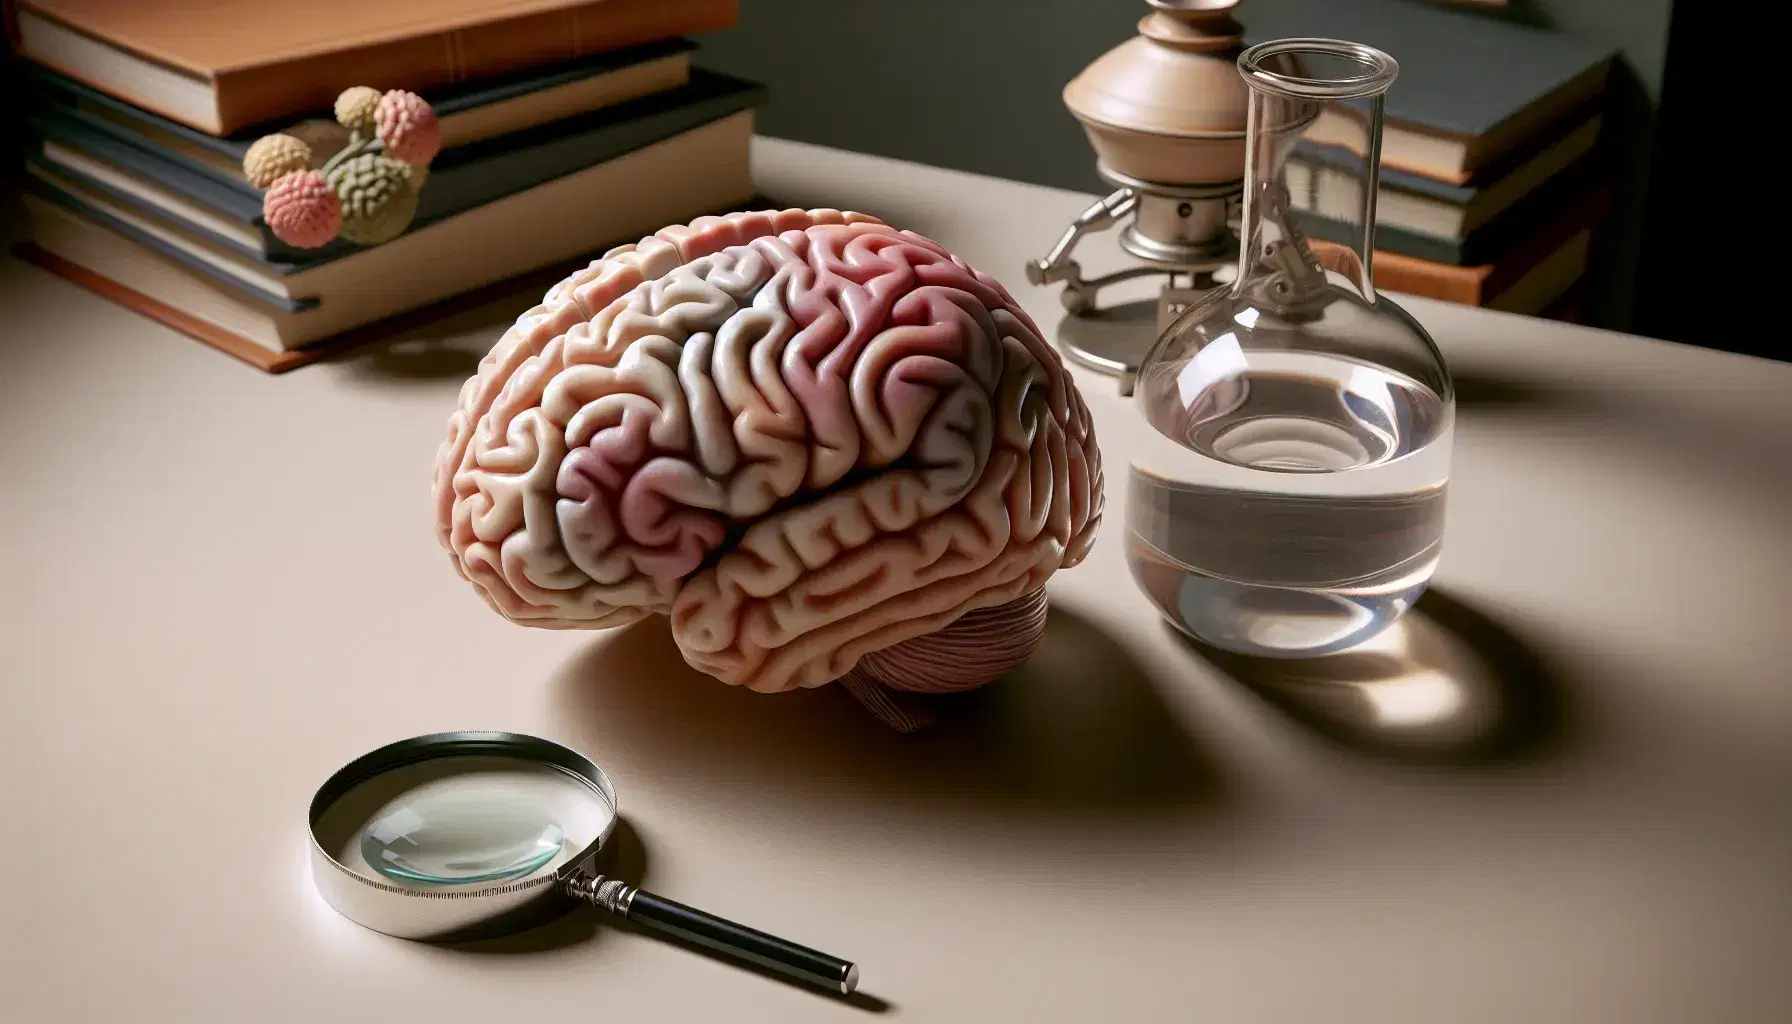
[433,208,1102,724]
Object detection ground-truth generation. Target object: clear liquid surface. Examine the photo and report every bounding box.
[1129,352,1451,658]
[360,775,568,886]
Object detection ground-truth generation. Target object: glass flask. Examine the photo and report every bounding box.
[1127,38,1455,659]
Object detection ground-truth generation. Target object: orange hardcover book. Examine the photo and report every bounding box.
[14,0,738,134]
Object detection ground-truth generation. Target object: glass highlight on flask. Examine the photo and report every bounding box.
[1127,38,1455,659]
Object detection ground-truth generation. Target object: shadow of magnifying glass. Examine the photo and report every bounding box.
[1178,587,1570,766]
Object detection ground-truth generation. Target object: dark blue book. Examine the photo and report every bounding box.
[20,38,696,193]
[29,70,765,265]
[19,106,761,354]
[1244,0,1615,183]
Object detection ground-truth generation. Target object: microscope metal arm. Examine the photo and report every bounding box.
[1025,187,1144,313]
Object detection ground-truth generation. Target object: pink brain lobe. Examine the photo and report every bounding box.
[433,209,1103,693]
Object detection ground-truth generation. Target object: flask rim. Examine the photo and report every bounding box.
[1238,38,1400,100]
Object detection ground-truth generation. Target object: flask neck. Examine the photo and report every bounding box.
[1234,45,1394,309]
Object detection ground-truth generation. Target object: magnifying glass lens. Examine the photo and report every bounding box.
[314,754,613,893]
[362,784,567,885]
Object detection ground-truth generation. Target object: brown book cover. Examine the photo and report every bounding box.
[15,0,738,134]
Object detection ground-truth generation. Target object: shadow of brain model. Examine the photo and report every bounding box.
[433,209,1103,695]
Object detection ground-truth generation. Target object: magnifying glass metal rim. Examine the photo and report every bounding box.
[308,730,617,941]
[308,730,860,995]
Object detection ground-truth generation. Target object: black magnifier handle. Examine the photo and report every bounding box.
[565,875,859,995]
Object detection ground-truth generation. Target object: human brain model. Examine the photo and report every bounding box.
[433,209,1102,719]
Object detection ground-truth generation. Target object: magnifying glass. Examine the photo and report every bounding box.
[308,731,859,994]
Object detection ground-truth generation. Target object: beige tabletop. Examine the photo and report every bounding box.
[3,138,1788,1023]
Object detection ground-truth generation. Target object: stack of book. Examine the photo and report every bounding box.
[10,0,757,371]
[1251,0,1617,318]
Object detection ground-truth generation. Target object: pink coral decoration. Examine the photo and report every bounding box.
[262,170,341,248]
[433,209,1103,707]
[374,90,443,166]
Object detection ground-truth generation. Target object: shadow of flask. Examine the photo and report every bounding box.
[1177,587,1572,767]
